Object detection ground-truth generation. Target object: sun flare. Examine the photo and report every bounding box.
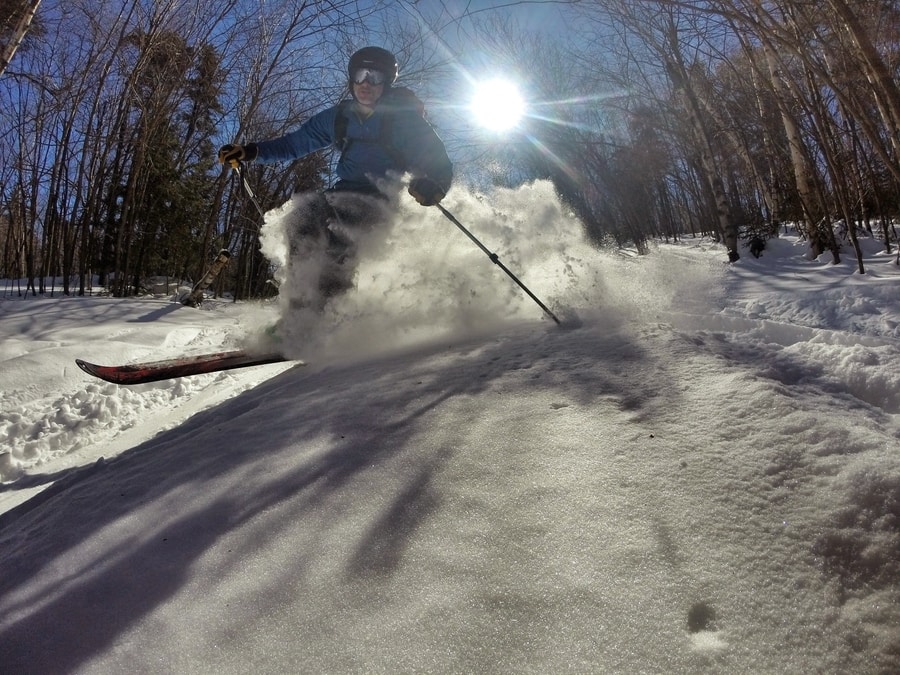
[471,79,525,132]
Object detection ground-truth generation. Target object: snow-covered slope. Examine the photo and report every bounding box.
[1,184,898,673]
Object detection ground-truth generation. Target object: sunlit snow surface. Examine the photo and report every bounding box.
[1,182,898,673]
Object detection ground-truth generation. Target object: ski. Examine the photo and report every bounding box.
[76,350,294,385]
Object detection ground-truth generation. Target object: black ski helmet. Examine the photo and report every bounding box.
[348,46,398,86]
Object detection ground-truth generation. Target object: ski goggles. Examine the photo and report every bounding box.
[351,67,387,86]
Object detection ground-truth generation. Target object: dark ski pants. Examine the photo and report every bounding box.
[287,190,391,309]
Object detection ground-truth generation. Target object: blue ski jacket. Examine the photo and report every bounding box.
[253,91,452,196]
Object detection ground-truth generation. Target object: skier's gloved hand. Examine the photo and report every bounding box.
[408,176,445,206]
[218,143,258,169]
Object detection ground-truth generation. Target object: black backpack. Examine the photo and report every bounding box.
[333,87,426,165]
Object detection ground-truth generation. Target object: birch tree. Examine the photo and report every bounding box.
[0,0,42,78]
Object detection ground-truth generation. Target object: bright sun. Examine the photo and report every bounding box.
[471,79,525,132]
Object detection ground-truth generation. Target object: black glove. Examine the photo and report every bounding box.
[218,142,258,169]
[408,176,445,206]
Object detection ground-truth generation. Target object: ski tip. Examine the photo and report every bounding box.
[75,358,109,380]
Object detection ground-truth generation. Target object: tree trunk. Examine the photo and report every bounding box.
[0,0,42,78]
[664,24,739,261]
[761,40,833,258]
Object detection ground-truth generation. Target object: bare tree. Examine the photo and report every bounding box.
[1,0,408,298]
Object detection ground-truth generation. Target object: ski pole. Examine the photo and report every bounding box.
[435,203,561,325]
[236,162,266,218]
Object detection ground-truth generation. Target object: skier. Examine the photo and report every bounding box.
[218,46,453,310]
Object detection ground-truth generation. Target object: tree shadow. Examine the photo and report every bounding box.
[129,303,184,323]
[0,320,659,672]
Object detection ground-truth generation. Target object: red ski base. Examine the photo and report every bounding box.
[76,350,293,385]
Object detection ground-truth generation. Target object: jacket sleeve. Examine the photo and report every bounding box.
[393,110,453,194]
[253,107,338,165]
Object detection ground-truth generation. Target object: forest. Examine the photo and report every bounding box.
[1,0,898,299]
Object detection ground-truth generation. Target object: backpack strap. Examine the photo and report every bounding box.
[333,99,353,153]
[383,87,425,118]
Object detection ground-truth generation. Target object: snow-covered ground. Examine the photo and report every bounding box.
[1,183,898,673]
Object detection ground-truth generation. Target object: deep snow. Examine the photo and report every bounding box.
[1,182,898,673]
